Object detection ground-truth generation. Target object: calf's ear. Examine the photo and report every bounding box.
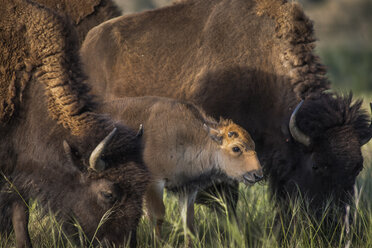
[203,123,223,145]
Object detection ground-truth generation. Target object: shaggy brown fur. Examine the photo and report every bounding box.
[0,0,148,247]
[255,0,329,97]
[81,0,328,101]
[0,11,30,125]
[80,0,372,218]
[34,0,121,45]
[1,0,121,124]
[1,0,112,136]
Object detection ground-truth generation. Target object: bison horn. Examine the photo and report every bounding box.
[136,124,144,137]
[63,140,73,164]
[360,103,372,146]
[289,100,311,147]
[89,128,117,171]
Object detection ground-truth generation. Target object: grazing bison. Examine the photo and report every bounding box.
[80,0,372,216]
[101,96,263,234]
[0,0,148,247]
[34,0,121,45]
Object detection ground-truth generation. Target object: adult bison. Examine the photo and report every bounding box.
[0,0,148,247]
[34,0,122,46]
[80,0,372,215]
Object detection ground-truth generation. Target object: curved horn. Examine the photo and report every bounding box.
[63,140,73,164]
[289,101,311,147]
[360,103,372,146]
[136,124,144,137]
[89,127,117,171]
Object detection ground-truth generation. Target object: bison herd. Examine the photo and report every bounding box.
[0,0,371,247]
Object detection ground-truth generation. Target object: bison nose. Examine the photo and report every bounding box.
[253,169,263,182]
[243,170,263,185]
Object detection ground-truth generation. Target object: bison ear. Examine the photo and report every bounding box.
[203,123,223,145]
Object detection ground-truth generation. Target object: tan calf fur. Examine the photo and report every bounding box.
[100,96,263,236]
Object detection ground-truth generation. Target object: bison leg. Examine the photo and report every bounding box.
[179,190,198,242]
[11,200,32,248]
[144,181,165,236]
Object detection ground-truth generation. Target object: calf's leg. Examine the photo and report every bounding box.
[179,190,198,237]
[12,200,32,248]
[145,181,165,236]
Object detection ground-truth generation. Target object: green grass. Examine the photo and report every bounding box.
[2,98,372,248]
[2,145,371,248]
[135,150,372,248]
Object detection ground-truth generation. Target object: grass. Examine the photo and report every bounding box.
[1,97,372,248]
[1,135,371,247]
[137,133,370,248]
[135,153,372,248]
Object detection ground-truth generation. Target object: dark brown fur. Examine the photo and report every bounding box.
[0,0,148,247]
[34,0,121,45]
[80,0,371,216]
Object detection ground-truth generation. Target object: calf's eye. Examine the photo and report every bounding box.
[232,147,241,153]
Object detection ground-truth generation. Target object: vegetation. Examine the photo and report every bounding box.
[320,48,372,92]
[305,0,372,93]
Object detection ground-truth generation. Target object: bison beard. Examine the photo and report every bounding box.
[0,0,149,247]
[80,0,372,224]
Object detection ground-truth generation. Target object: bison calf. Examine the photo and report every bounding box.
[100,96,263,234]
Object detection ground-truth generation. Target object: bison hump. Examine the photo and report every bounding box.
[36,0,101,25]
[0,7,31,125]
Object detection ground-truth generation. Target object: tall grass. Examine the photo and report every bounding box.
[2,147,370,247]
[135,141,372,248]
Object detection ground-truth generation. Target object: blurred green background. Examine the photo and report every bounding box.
[114,0,372,93]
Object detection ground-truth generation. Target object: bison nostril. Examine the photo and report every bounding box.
[243,170,263,184]
[254,173,263,181]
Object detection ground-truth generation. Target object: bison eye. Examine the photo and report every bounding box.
[101,192,114,200]
[232,147,241,153]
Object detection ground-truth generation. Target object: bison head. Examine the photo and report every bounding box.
[281,93,371,210]
[204,119,263,185]
[62,126,149,247]
[69,162,148,247]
